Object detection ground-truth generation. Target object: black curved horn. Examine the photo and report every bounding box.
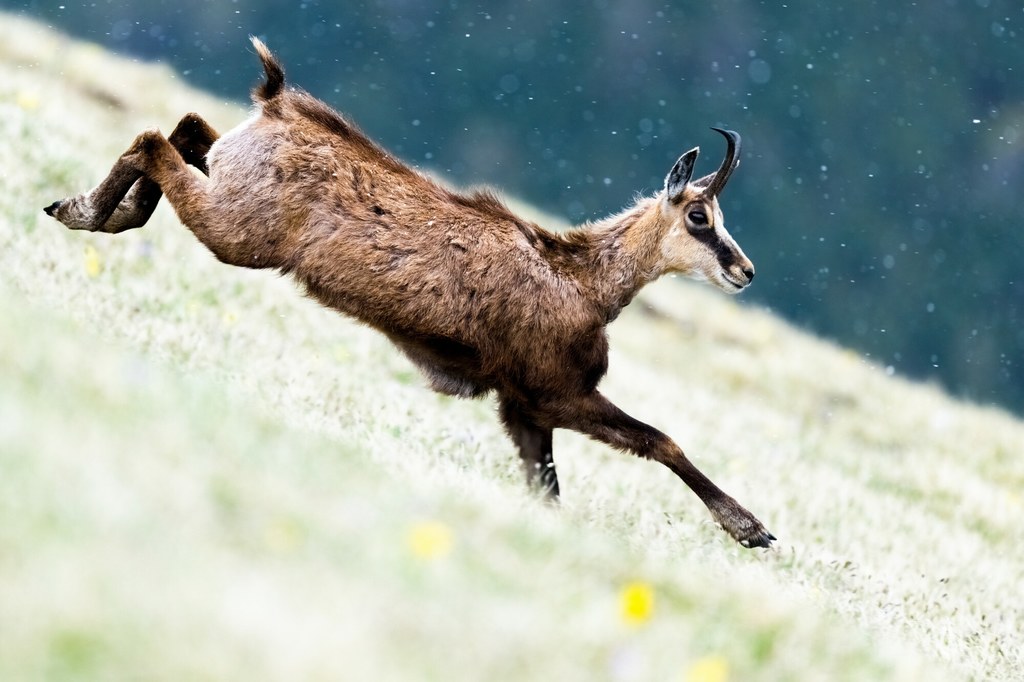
[703,127,741,197]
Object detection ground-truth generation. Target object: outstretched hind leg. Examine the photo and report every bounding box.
[499,399,560,500]
[45,113,218,233]
[97,114,219,233]
[45,143,145,232]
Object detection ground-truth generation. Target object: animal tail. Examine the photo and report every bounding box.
[250,36,285,102]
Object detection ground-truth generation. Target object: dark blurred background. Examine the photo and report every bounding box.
[7,1,1023,413]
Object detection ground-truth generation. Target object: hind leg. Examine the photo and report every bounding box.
[98,114,219,233]
[45,113,218,233]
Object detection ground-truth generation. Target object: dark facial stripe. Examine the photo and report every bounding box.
[686,225,738,269]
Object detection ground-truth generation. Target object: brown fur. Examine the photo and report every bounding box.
[45,38,773,548]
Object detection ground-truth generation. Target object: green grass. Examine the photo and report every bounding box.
[2,13,1023,680]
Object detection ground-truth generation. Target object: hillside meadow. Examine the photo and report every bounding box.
[1,15,1022,681]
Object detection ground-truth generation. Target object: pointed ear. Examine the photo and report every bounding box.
[692,158,741,190]
[691,172,715,190]
[664,148,699,203]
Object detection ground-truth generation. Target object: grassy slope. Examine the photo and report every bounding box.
[2,14,1022,681]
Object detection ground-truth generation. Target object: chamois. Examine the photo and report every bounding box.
[45,38,775,548]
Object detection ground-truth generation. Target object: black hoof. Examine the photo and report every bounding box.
[740,530,777,549]
[43,200,62,217]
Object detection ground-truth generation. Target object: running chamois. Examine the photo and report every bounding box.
[46,38,774,548]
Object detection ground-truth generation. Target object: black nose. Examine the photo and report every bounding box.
[742,266,755,282]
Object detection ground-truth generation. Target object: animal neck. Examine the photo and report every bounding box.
[580,196,671,322]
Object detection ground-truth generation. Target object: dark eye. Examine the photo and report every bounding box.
[688,209,709,226]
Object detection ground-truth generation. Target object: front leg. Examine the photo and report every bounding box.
[554,391,775,548]
[499,398,560,499]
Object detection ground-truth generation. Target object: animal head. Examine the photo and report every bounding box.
[658,128,755,294]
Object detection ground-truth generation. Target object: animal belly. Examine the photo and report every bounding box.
[392,334,490,398]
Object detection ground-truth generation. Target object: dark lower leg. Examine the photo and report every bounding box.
[104,114,219,231]
[500,400,560,499]
[558,391,774,548]
[167,113,218,173]
[45,113,219,233]
[44,150,144,231]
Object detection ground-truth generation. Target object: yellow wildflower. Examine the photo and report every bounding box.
[407,520,453,560]
[16,90,39,111]
[264,518,302,553]
[83,244,102,278]
[619,581,655,626]
[685,654,729,682]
